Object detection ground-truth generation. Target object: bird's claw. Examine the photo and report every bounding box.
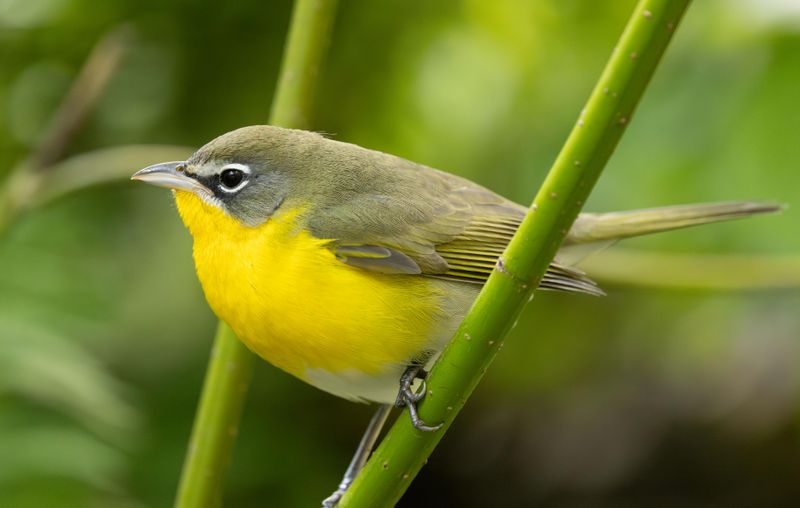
[398,378,426,404]
[395,365,443,432]
[322,488,345,508]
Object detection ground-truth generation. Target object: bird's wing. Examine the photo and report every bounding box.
[307,167,602,295]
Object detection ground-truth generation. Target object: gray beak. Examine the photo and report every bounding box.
[131,161,210,195]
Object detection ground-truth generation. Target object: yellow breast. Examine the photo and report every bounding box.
[174,191,446,390]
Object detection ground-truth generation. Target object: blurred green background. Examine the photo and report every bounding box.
[1,0,799,506]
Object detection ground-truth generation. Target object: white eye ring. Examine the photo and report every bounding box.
[218,163,251,193]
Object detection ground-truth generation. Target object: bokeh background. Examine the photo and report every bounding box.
[2,0,799,506]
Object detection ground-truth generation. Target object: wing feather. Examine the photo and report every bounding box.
[306,152,601,295]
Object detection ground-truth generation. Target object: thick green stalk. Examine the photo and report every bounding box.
[174,1,338,507]
[174,323,253,508]
[271,0,338,128]
[340,1,691,506]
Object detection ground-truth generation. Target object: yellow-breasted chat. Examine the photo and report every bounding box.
[132,125,778,506]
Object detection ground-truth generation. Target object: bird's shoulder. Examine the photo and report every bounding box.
[305,140,526,278]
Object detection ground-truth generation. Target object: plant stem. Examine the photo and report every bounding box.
[25,25,132,171]
[30,145,194,208]
[173,1,338,507]
[0,26,130,234]
[340,1,691,506]
[174,323,253,508]
[271,0,339,128]
[582,249,800,290]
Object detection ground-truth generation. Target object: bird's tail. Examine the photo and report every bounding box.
[556,201,782,265]
[566,201,781,244]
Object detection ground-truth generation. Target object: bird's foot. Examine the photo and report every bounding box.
[395,365,442,432]
[320,404,392,507]
[321,483,348,508]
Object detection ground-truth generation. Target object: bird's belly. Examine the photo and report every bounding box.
[189,209,474,403]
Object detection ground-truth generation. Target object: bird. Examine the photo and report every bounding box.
[131,125,778,506]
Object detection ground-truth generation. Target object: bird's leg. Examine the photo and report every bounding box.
[395,364,443,432]
[322,404,391,508]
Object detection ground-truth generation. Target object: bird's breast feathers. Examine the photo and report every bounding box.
[173,190,462,402]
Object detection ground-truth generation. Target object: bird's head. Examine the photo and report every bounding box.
[131,125,328,229]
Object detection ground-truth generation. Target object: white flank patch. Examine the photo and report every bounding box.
[305,364,425,404]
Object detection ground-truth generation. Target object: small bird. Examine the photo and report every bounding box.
[132,125,777,505]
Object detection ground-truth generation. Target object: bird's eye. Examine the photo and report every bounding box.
[216,163,252,193]
[220,168,244,188]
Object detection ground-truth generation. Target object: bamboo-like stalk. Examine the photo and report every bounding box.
[340,1,692,506]
[173,1,338,507]
[174,323,253,508]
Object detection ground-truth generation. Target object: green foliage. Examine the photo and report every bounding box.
[1,1,798,507]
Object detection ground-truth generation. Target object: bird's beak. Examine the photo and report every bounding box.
[131,161,210,195]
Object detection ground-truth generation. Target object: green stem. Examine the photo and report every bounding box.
[582,249,800,290]
[174,323,253,508]
[25,25,132,171]
[0,26,130,234]
[271,0,338,128]
[32,145,194,207]
[340,1,691,506]
[173,1,338,507]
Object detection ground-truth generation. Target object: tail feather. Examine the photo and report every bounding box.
[566,201,782,245]
[555,201,782,266]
